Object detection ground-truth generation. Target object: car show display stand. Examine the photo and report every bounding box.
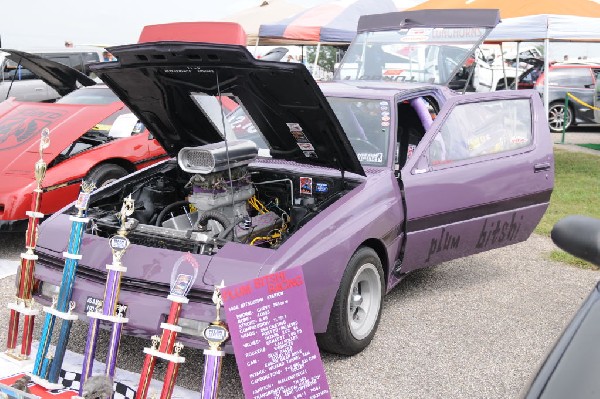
[200,282,229,399]
[3,129,51,362]
[79,196,135,395]
[136,253,200,399]
[31,183,95,387]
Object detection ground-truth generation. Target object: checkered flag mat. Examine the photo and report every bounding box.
[53,369,136,399]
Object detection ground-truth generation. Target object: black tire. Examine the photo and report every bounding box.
[86,164,128,188]
[316,247,384,356]
[548,102,573,133]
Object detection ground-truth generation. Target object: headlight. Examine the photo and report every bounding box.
[39,281,60,299]
[177,317,210,337]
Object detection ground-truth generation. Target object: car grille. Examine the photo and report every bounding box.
[37,252,214,303]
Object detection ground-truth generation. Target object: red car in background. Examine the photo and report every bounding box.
[0,50,167,230]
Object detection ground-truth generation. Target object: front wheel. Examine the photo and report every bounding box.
[86,163,128,188]
[548,102,573,133]
[316,247,384,355]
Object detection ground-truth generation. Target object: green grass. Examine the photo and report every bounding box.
[577,143,600,151]
[535,149,600,269]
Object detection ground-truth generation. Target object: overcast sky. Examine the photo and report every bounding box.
[0,0,335,49]
[3,0,599,60]
[1,0,432,50]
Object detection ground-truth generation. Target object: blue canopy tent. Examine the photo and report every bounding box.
[258,0,398,45]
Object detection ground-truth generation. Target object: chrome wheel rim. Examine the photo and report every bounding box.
[548,105,571,132]
[347,263,382,340]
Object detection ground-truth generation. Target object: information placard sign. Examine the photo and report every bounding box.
[222,267,331,399]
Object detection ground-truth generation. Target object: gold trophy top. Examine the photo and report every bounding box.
[202,280,229,351]
[34,128,51,190]
[75,181,96,217]
[117,195,135,236]
[110,195,135,265]
[212,280,225,322]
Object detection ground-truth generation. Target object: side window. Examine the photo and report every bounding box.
[82,52,100,63]
[548,68,593,88]
[429,99,532,165]
[3,60,36,80]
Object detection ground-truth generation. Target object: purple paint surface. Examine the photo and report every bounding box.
[223,267,330,399]
[201,354,222,399]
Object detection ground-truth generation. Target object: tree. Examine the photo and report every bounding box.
[305,45,345,73]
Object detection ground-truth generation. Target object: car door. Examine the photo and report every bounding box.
[398,90,553,273]
[0,65,51,102]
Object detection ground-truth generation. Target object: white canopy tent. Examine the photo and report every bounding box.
[487,14,600,116]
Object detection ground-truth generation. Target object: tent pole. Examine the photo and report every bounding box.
[543,39,550,120]
[499,42,507,90]
[313,42,321,79]
[253,37,259,56]
[515,42,520,90]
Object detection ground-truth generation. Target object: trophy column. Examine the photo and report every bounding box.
[136,253,199,399]
[4,128,51,361]
[79,196,134,395]
[31,182,95,386]
[200,282,229,399]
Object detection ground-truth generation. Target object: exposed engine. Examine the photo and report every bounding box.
[84,140,352,255]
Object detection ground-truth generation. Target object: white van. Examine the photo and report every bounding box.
[0,47,104,102]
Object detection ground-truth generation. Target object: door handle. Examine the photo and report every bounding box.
[534,162,551,173]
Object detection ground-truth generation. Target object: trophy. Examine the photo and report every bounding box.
[31,181,95,386]
[5,128,50,361]
[135,253,199,399]
[79,195,135,395]
[200,281,229,399]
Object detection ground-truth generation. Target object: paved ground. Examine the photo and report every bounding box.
[0,132,598,398]
[0,234,598,398]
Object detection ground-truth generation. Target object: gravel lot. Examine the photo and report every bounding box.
[0,231,598,399]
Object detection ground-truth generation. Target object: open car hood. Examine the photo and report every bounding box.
[0,99,124,178]
[1,49,96,96]
[334,9,501,86]
[90,42,365,176]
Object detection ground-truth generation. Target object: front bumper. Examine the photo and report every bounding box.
[33,251,234,352]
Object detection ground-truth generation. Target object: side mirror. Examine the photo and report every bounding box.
[551,215,600,266]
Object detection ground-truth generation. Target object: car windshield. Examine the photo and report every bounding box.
[335,27,491,84]
[191,94,390,167]
[56,87,119,104]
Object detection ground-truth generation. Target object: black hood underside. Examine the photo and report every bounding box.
[90,42,364,176]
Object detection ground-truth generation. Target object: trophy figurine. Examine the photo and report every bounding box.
[200,281,229,399]
[31,181,95,387]
[79,195,135,395]
[5,128,50,361]
[135,253,200,399]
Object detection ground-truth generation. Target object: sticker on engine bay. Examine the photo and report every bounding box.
[298,142,315,151]
[315,182,329,194]
[287,122,303,132]
[357,153,383,163]
[300,177,313,195]
[291,130,309,143]
[303,150,318,159]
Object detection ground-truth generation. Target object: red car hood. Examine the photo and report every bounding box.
[0,99,124,179]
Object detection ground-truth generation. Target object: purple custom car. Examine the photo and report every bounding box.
[33,9,554,355]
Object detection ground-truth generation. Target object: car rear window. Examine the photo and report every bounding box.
[56,87,119,104]
[549,68,594,88]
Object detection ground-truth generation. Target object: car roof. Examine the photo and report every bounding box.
[318,80,448,99]
[551,62,600,68]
